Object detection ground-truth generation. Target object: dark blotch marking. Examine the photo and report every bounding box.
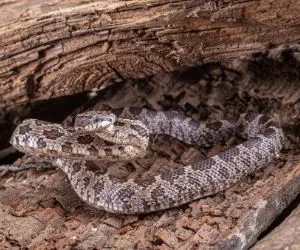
[255,152,263,161]
[268,143,276,155]
[117,188,135,200]
[61,142,73,153]
[104,148,113,156]
[244,113,256,123]
[37,138,47,149]
[218,167,230,179]
[77,135,94,144]
[47,149,57,154]
[18,124,32,135]
[117,146,126,155]
[146,109,157,119]
[206,174,215,186]
[85,161,106,177]
[73,162,82,173]
[104,141,115,147]
[43,129,64,140]
[184,175,201,187]
[111,154,120,160]
[130,124,148,137]
[128,107,143,116]
[82,176,90,188]
[206,121,223,131]
[240,157,251,167]
[203,133,214,144]
[88,145,98,155]
[264,127,276,137]
[133,176,156,187]
[128,134,138,141]
[94,181,104,194]
[234,166,241,175]
[161,167,185,182]
[150,186,166,201]
[219,147,240,162]
[188,119,200,129]
[85,161,101,172]
[191,158,217,171]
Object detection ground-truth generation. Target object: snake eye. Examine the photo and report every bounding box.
[92,117,114,130]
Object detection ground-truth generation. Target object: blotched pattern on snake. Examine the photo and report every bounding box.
[9,107,284,214]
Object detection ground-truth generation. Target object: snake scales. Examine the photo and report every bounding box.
[9,107,284,214]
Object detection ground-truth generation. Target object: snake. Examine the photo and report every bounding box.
[9,107,284,214]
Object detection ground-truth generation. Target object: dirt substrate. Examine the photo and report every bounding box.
[0,46,299,249]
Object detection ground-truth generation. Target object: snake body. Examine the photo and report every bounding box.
[10,107,284,214]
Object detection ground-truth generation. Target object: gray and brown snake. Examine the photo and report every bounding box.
[6,107,284,214]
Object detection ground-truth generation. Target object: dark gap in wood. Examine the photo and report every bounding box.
[0,92,89,165]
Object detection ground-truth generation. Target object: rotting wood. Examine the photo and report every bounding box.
[253,199,300,250]
[0,0,299,111]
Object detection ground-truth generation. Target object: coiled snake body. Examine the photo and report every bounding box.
[10,108,284,214]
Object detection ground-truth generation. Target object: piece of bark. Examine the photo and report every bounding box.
[0,0,299,112]
[0,46,299,249]
[252,202,300,250]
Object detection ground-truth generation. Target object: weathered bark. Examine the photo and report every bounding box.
[0,0,299,111]
[253,203,300,250]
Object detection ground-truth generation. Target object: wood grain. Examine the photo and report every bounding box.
[1,0,299,110]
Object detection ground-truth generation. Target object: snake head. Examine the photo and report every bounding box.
[74,111,116,132]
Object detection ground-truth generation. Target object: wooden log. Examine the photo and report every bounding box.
[253,202,300,250]
[0,0,299,111]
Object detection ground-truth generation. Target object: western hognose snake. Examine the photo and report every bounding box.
[8,107,284,214]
